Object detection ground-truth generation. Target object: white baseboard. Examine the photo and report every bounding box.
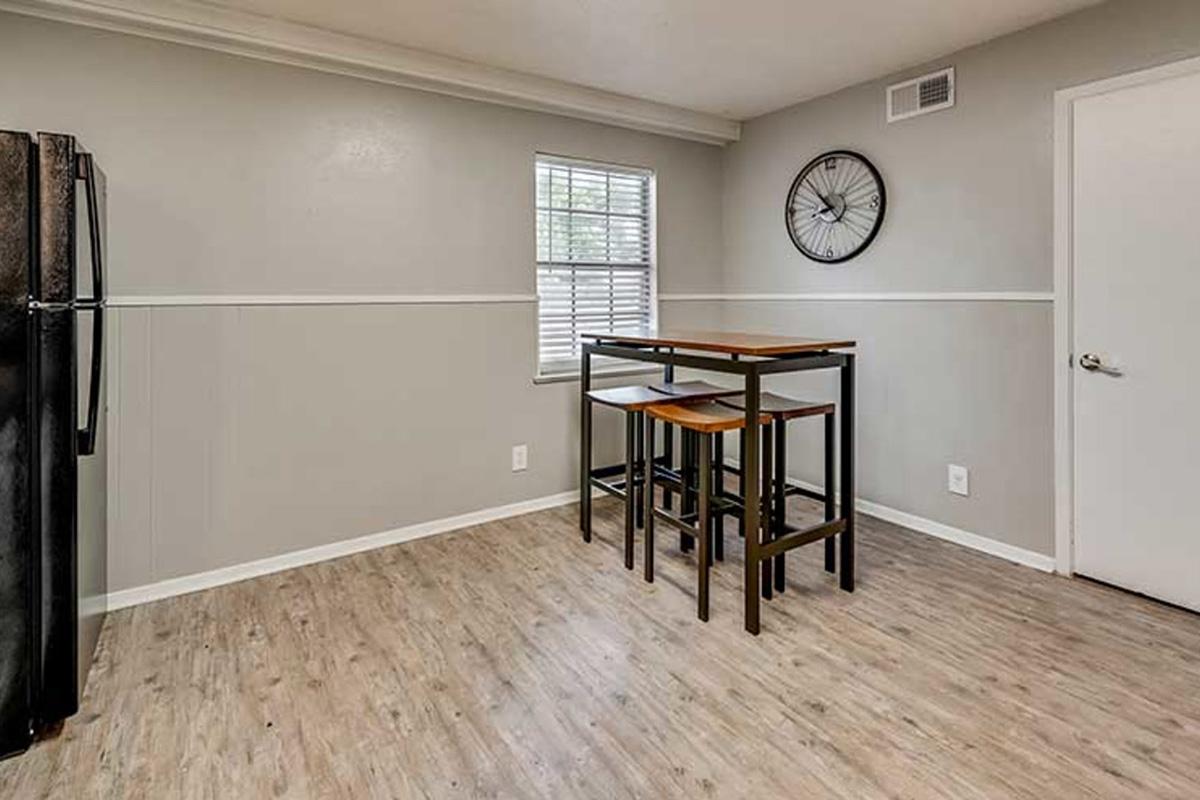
[784,475,1056,573]
[106,473,1055,612]
[853,499,1055,573]
[105,489,592,610]
[721,455,1055,573]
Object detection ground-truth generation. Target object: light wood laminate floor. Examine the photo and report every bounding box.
[2,496,1199,799]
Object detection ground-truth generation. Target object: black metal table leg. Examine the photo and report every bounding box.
[824,411,836,573]
[580,346,592,541]
[839,353,856,592]
[698,431,712,621]
[773,419,786,593]
[713,432,725,562]
[737,428,746,539]
[624,411,636,570]
[743,367,761,635]
[644,413,656,583]
[663,353,675,513]
[761,423,773,600]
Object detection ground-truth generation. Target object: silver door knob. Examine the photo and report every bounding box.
[1079,353,1123,377]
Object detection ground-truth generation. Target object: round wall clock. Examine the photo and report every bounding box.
[785,150,886,263]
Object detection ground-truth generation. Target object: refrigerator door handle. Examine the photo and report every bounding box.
[75,153,105,305]
[77,310,102,456]
[75,152,104,456]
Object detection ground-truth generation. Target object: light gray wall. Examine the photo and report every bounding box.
[5,0,1199,590]
[720,0,1200,555]
[0,12,725,591]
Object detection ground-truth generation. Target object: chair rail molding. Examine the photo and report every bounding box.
[0,0,741,145]
[659,291,1054,303]
[107,293,537,307]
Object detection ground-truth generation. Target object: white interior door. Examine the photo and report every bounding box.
[1071,66,1200,612]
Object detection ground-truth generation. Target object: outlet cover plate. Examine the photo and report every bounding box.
[512,444,528,472]
[948,464,969,496]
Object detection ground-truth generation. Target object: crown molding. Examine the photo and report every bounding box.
[0,0,741,145]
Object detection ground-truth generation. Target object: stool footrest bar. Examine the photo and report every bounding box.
[651,508,700,538]
[759,519,845,560]
[590,477,628,501]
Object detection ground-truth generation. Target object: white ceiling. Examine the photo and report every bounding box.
[199,0,1101,119]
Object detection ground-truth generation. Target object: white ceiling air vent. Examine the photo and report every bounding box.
[887,67,955,123]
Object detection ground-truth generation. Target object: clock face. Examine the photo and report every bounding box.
[785,150,886,263]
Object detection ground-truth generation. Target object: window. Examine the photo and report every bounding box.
[535,154,656,376]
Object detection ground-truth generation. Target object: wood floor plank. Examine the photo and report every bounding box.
[2,496,1199,799]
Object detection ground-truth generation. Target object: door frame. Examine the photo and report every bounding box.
[1053,55,1200,575]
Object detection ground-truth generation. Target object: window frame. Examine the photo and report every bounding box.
[533,152,658,380]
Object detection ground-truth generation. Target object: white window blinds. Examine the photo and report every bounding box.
[536,155,655,375]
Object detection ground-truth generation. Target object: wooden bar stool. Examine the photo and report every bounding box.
[649,381,727,557]
[642,402,771,621]
[583,382,737,571]
[719,392,836,597]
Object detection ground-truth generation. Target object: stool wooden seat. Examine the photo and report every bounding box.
[587,385,685,411]
[582,382,737,572]
[587,380,734,411]
[642,403,773,621]
[717,392,834,420]
[646,401,771,433]
[649,381,741,401]
[719,392,837,597]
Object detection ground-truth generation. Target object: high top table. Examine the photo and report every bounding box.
[579,328,856,635]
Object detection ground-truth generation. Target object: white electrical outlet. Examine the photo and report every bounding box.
[948,464,969,496]
[511,444,528,472]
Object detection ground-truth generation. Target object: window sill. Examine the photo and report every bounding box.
[533,365,662,385]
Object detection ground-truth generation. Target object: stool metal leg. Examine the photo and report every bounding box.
[680,429,695,553]
[824,411,836,574]
[663,355,674,516]
[663,422,674,512]
[581,393,592,542]
[773,419,786,593]
[644,414,656,583]
[623,411,636,571]
[713,433,725,563]
[761,423,773,601]
[698,432,712,622]
[737,428,747,539]
[634,411,645,530]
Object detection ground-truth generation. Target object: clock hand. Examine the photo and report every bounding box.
[806,180,829,212]
[811,196,833,218]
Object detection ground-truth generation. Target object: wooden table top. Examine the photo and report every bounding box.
[580,328,856,357]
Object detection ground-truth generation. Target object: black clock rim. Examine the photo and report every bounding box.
[785,149,886,264]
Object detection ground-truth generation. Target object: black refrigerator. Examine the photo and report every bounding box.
[0,130,107,759]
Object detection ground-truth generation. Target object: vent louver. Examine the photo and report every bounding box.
[887,67,955,122]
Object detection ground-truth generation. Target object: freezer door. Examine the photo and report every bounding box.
[0,131,35,756]
[35,133,79,723]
